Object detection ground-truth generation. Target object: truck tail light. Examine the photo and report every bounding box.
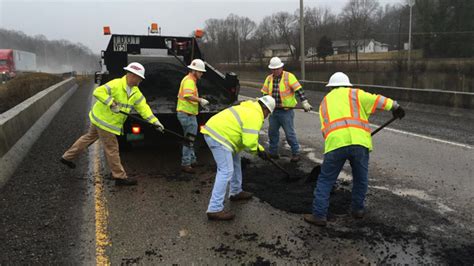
[132,124,141,134]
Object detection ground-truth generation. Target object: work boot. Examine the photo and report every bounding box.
[351,210,365,219]
[229,191,253,201]
[181,165,196,174]
[303,214,327,226]
[290,154,300,162]
[60,158,76,169]
[207,210,235,221]
[115,177,138,186]
[268,153,280,159]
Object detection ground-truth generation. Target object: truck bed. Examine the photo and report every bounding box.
[132,58,234,114]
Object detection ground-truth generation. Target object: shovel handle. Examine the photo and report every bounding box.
[266,157,291,177]
[371,116,397,136]
[119,111,188,141]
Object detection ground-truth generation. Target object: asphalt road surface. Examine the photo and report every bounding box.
[1,80,473,264]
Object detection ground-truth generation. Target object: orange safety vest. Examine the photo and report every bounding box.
[319,87,395,153]
[176,73,199,115]
[261,71,302,108]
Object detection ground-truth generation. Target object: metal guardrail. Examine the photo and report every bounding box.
[301,80,474,96]
[240,79,474,109]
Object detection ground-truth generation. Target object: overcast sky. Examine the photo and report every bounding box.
[0,0,403,53]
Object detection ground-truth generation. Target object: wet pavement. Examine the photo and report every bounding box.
[1,81,473,264]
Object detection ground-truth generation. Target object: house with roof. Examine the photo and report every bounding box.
[263,44,296,59]
[332,39,389,54]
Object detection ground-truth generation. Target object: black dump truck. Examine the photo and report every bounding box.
[94,34,240,146]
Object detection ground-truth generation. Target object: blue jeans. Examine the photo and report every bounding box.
[204,135,243,213]
[268,109,299,155]
[312,145,369,218]
[177,112,197,166]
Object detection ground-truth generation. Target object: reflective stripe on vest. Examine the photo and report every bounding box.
[134,95,145,105]
[321,97,330,126]
[371,95,388,113]
[118,103,133,109]
[229,107,259,134]
[350,89,360,119]
[145,115,155,123]
[202,125,235,151]
[279,72,293,99]
[322,118,371,138]
[91,110,122,133]
[320,89,370,139]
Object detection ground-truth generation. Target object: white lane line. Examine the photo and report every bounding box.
[239,95,472,149]
[371,185,454,214]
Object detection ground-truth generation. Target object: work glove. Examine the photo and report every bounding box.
[199,98,209,107]
[110,101,120,113]
[153,120,165,133]
[301,100,313,112]
[392,106,405,120]
[257,144,269,160]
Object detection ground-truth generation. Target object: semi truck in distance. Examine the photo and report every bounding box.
[0,49,37,81]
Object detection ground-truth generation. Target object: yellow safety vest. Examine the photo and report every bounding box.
[89,75,158,135]
[176,73,199,115]
[319,87,396,153]
[201,100,264,154]
[261,71,302,108]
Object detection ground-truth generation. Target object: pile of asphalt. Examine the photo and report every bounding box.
[241,158,474,264]
[242,158,350,216]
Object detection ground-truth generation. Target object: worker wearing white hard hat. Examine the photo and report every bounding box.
[200,96,275,220]
[261,56,313,163]
[304,72,406,226]
[61,62,164,186]
[176,58,209,174]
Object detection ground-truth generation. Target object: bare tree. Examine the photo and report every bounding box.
[303,7,338,57]
[271,12,298,60]
[252,16,276,65]
[340,0,380,63]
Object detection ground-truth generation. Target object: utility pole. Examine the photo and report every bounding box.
[408,0,415,71]
[237,30,241,65]
[300,0,305,80]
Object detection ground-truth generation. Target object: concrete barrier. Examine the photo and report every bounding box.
[0,78,77,186]
[240,80,474,109]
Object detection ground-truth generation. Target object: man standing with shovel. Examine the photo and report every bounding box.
[201,96,275,220]
[176,59,210,174]
[304,72,405,226]
[261,57,313,162]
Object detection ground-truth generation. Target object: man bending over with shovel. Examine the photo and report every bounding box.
[304,72,405,226]
[201,96,275,221]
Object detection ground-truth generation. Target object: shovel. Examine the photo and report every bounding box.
[306,116,399,183]
[261,156,301,182]
[119,111,195,145]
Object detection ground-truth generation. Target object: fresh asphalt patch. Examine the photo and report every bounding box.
[240,152,474,264]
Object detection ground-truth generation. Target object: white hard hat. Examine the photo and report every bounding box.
[188,59,207,72]
[268,57,284,69]
[123,62,146,79]
[258,95,276,113]
[326,72,352,87]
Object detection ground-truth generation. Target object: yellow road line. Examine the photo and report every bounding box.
[93,142,111,265]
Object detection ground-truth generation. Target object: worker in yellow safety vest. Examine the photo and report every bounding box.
[176,59,209,174]
[201,96,275,221]
[60,62,164,186]
[304,72,405,226]
[261,57,313,162]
